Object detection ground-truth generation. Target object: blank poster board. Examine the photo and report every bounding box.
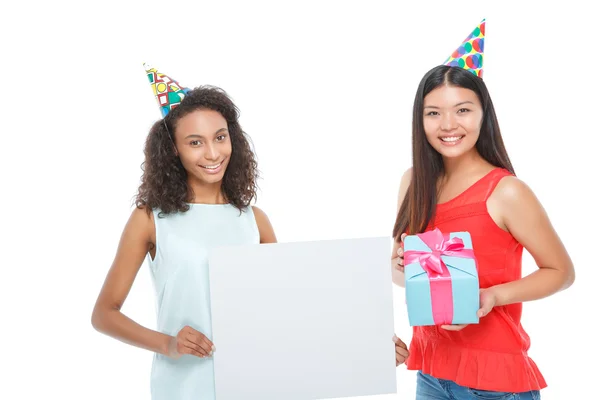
[208,237,397,400]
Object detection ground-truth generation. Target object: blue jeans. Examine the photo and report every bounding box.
[416,371,541,399]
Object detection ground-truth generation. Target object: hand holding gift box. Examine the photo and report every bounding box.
[404,228,480,327]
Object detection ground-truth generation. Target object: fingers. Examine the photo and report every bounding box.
[396,346,409,357]
[395,345,409,358]
[396,234,406,270]
[396,349,409,366]
[185,334,213,356]
[393,335,409,366]
[394,257,405,272]
[440,324,468,331]
[395,246,404,272]
[183,326,215,349]
[475,288,496,318]
[185,331,214,354]
[180,339,211,358]
[178,326,216,358]
[393,335,407,349]
[477,304,493,318]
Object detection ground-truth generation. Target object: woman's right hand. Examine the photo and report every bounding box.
[168,325,215,359]
[395,233,407,272]
[393,334,409,366]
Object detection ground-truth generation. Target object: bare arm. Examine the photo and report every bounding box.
[392,168,412,287]
[91,207,172,356]
[253,206,277,244]
[487,176,575,305]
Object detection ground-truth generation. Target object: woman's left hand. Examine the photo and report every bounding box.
[440,288,498,331]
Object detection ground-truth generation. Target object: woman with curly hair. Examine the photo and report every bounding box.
[91,66,276,399]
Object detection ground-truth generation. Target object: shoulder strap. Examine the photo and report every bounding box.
[481,168,513,201]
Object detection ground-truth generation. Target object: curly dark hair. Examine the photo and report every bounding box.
[135,85,259,216]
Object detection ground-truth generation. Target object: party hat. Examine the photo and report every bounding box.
[143,63,190,118]
[443,19,485,77]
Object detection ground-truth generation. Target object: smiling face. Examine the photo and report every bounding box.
[423,85,483,159]
[173,108,232,186]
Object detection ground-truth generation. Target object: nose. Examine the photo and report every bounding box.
[441,112,458,131]
[204,143,219,161]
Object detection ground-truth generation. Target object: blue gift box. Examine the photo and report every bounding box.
[404,231,480,327]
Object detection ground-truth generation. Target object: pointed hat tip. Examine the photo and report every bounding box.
[442,19,485,77]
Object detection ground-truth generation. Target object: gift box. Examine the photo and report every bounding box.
[404,228,480,327]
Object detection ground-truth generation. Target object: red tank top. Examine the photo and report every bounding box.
[405,167,546,392]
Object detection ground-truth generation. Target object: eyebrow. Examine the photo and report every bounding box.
[184,128,228,139]
[424,101,475,109]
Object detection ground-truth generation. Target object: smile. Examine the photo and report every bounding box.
[439,135,465,146]
[199,159,225,174]
[440,135,464,142]
[200,161,223,170]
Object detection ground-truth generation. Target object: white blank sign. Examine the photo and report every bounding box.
[208,237,397,400]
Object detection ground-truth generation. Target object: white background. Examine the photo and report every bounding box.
[1,1,597,399]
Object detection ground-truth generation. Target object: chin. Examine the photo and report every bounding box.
[201,174,226,184]
[437,148,469,158]
[188,170,225,185]
[435,142,478,159]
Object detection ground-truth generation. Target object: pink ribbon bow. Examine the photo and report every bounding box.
[404,228,475,325]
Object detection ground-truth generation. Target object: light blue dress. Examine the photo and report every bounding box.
[146,203,260,399]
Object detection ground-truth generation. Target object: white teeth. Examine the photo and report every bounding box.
[441,136,463,142]
[202,162,221,169]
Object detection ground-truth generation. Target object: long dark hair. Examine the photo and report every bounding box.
[135,86,259,216]
[393,65,514,238]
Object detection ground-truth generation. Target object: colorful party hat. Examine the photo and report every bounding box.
[443,19,485,77]
[143,63,190,118]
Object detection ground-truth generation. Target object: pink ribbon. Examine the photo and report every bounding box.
[404,228,475,325]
